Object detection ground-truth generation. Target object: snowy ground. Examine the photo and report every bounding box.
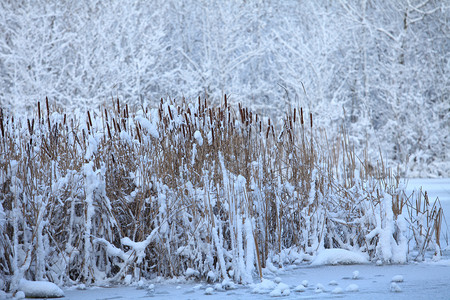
[6,178,450,299]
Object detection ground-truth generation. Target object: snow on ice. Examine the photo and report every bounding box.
[311,248,369,266]
[17,279,64,298]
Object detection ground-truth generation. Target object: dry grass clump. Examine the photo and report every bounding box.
[0,96,444,291]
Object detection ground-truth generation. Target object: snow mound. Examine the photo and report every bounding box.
[352,270,360,279]
[391,275,404,282]
[328,280,338,286]
[251,278,277,294]
[332,287,344,294]
[269,283,290,297]
[311,249,369,266]
[185,267,200,277]
[18,279,64,298]
[390,282,402,292]
[204,287,214,295]
[293,284,306,292]
[315,283,325,292]
[346,283,359,292]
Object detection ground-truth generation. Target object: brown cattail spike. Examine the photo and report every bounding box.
[300,108,304,125]
[46,97,50,116]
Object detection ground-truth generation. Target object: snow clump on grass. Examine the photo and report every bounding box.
[311,249,369,266]
[18,279,64,298]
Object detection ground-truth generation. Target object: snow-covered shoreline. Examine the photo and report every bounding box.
[4,178,448,299]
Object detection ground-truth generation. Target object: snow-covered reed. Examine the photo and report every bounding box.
[0,97,443,291]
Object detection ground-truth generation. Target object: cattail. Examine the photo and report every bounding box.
[300,107,304,125]
[0,117,4,138]
[63,114,66,125]
[106,122,112,139]
[46,96,50,116]
[27,119,32,135]
[293,108,296,123]
[117,98,120,114]
[38,101,41,121]
[310,112,313,128]
[198,96,201,111]
[224,94,227,108]
[87,111,93,128]
[113,118,117,132]
[266,125,270,139]
[168,106,173,120]
[136,126,141,143]
[125,104,129,118]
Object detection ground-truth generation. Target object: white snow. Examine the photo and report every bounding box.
[135,116,159,139]
[391,275,404,282]
[251,278,277,294]
[328,280,338,286]
[311,249,369,265]
[14,291,25,299]
[204,287,214,295]
[390,282,402,292]
[185,267,200,277]
[194,130,203,146]
[269,282,290,297]
[3,181,448,300]
[346,283,359,292]
[18,279,64,298]
[293,284,305,292]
